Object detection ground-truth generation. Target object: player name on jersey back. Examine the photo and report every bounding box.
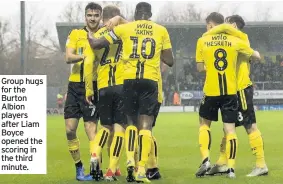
[205,34,232,47]
[135,23,153,36]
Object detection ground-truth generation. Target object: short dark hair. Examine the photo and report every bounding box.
[225,15,245,30]
[103,5,121,21]
[206,12,224,25]
[136,2,151,12]
[85,2,102,14]
[135,2,152,19]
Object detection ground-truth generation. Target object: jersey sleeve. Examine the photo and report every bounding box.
[235,39,254,58]
[162,28,172,50]
[196,38,204,63]
[84,44,95,97]
[203,24,247,41]
[104,25,123,44]
[243,34,250,47]
[66,30,77,49]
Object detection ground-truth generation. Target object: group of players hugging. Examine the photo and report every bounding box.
[63,1,268,183]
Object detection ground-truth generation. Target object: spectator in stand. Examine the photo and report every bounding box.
[173,90,181,106]
[57,92,64,109]
[167,70,175,87]
[163,54,282,104]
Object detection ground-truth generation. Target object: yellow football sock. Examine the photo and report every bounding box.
[226,133,238,169]
[100,153,103,167]
[138,130,152,172]
[89,139,95,155]
[107,131,114,157]
[109,132,125,172]
[92,127,110,158]
[125,125,138,167]
[249,130,266,168]
[147,136,158,169]
[68,138,81,163]
[134,145,139,169]
[216,136,227,165]
[199,125,211,162]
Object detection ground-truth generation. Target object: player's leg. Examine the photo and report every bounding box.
[107,130,122,177]
[104,85,126,181]
[111,87,127,178]
[107,131,114,158]
[206,128,228,176]
[134,144,139,172]
[85,87,112,181]
[245,124,268,176]
[84,121,98,167]
[83,121,100,177]
[111,90,124,177]
[123,80,139,182]
[217,129,227,166]
[103,129,115,176]
[196,96,216,177]
[221,95,238,179]
[90,124,111,181]
[146,102,161,180]
[208,89,247,175]
[135,79,158,183]
[105,123,125,181]
[239,86,268,176]
[92,81,104,177]
[64,82,92,181]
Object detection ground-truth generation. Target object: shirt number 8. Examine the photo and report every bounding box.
[214,49,228,71]
[238,112,243,122]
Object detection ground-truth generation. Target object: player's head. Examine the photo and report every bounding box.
[225,15,245,30]
[205,12,224,30]
[134,2,152,20]
[84,2,102,30]
[102,5,121,23]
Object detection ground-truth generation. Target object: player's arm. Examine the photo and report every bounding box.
[65,30,85,64]
[236,40,261,61]
[88,26,122,50]
[83,45,95,105]
[161,49,174,67]
[161,28,174,67]
[195,38,205,72]
[203,24,246,40]
[250,51,261,61]
[105,15,129,30]
[88,32,110,50]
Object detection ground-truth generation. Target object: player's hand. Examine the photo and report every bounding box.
[251,50,261,63]
[86,95,94,105]
[106,16,120,30]
[81,55,86,61]
[105,20,115,30]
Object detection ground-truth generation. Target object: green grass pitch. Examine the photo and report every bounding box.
[1,111,283,184]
